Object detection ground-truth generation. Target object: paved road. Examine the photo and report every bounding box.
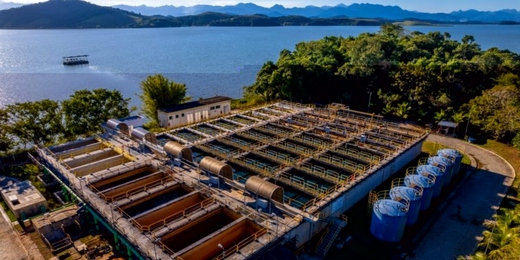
[411,134,515,260]
[0,206,30,260]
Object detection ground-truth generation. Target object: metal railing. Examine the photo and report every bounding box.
[296,163,348,185]
[272,141,316,157]
[252,149,300,167]
[228,156,282,178]
[315,153,367,175]
[101,175,174,202]
[142,197,217,233]
[213,228,268,260]
[94,135,136,161]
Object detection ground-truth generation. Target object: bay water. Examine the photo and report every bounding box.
[0,25,519,108]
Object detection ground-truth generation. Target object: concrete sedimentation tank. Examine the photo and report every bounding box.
[370,197,409,242]
[405,174,435,211]
[390,186,422,225]
[437,148,462,177]
[428,156,453,187]
[416,165,443,199]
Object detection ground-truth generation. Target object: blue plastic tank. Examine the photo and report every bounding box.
[390,186,422,225]
[416,165,443,198]
[428,156,453,187]
[437,148,463,177]
[405,174,434,210]
[370,199,408,242]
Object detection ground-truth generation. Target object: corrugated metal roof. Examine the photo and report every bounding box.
[158,96,231,113]
[437,120,458,128]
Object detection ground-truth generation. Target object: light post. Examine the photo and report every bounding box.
[464,107,476,140]
[367,91,373,113]
[218,243,225,259]
[484,200,498,255]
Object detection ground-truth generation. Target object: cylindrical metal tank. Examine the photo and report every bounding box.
[428,156,453,187]
[370,199,408,242]
[437,148,462,177]
[416,165,443,198]
[390,186,422,225]
[405,174,435,211]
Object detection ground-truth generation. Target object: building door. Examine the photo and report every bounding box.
[195,112,201,121]
[203,110,209,119]
[187,114,193,124]
[223,105,229,114]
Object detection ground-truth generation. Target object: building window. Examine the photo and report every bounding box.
[176,115,179,118]
[216,105,221,109]
[210,106,215,110]
[181,113,185,117]
[169,116,172,120]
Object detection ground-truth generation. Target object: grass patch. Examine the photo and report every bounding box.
[479,139,520,188]
[28,230,54,259]
[0,200,17,222]
[422,141,472,165]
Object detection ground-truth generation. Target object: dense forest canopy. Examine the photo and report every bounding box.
[244,24,520,140]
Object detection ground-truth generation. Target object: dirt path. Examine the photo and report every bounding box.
[411,134,515,259]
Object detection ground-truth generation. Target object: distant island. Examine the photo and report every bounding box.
[0,0,519,29]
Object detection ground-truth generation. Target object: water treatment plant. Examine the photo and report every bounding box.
[30,101,430,259]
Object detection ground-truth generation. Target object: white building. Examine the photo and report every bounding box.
[157,96,232,128]
[1,180,47,218]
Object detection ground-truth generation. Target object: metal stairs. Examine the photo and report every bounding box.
[315,217,348,257]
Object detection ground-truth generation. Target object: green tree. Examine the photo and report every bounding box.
[62,89,131,137]
[512,132,520,150]
[5,99,62,147]
[452,112,466,125]
[139,74,189,127]
[0,108,15,153]
[467,85,520,139]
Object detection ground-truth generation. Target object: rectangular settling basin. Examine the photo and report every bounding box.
[179,220,263,260]
[160,208,241,254]
[119,184,191,217]
[88,166,156,192]
[100,171,171,201]
[133,192,208,232]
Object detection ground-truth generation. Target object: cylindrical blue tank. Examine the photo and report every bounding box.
[390,186,422,225]
[437,148,463,177]
[405,174,434,210]
[370,199,408,242]
[428,156,453,187]
[416,165,443,198]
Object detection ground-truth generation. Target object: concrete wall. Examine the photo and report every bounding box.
[285,137,426,248]
[158,100,231,128]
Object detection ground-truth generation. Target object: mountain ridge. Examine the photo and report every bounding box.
[0,0,518,29]
[112,2,520,22]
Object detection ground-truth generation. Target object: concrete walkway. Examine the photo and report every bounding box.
[411,134,516,260]
[0,202,30,260]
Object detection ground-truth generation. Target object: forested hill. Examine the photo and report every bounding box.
[243,24,520,141]
[0,0,437,28]
[0,0,178,28]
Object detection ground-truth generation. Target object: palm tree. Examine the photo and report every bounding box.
[452,112,466,125]
[139,74,190,127]
[479,222,519,254]
[434,110,446,122]
[394,102,411,120]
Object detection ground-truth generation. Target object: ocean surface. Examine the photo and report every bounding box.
[0,25,519,108]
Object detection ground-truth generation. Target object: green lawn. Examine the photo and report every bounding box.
[0,200,17,222]
[421,141,472,165]
[479,140,520,189]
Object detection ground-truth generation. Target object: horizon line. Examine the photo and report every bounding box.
[4,1,520,13]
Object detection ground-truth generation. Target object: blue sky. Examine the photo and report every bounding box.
[10,0,520,12]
